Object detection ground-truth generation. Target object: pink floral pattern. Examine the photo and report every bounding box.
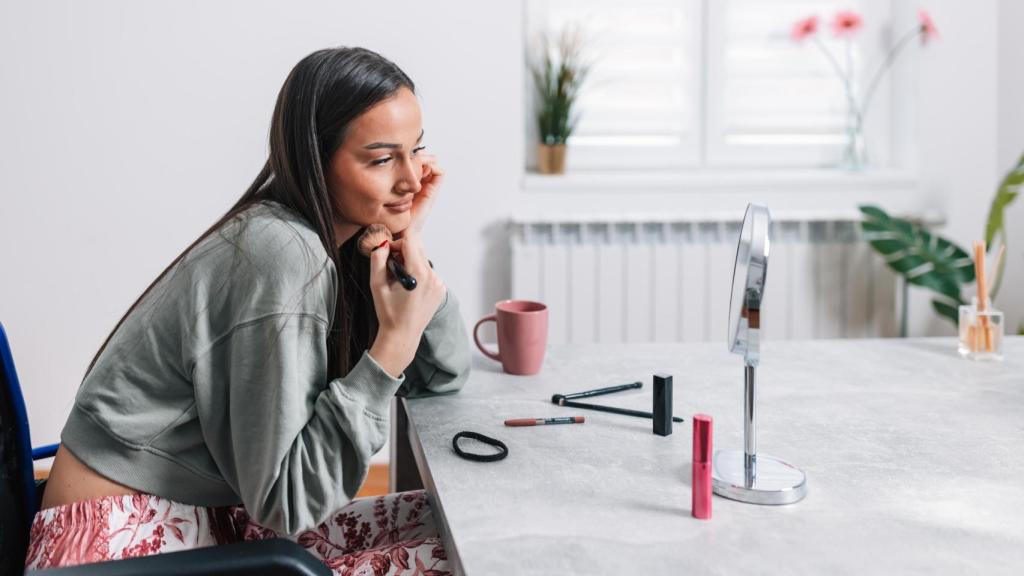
[25,490,449,576]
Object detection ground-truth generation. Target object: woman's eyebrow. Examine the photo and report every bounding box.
[363,129,425,150]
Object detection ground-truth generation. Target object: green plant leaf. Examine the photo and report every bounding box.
[860,204,974,326]
[858,205,892,223]
[984,152,1023,300]
[985,152,1023,246]
[931,299,960,324]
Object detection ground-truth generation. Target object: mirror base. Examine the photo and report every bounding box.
[712,449,807,505]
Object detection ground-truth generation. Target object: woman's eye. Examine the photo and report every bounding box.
[371,157,392,166]
[411,145,426,157]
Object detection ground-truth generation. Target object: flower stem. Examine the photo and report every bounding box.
[813,35,862,145]
[812,36,859,115]
[861,26,922,118]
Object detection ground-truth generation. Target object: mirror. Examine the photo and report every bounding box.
[727,204,769,366]
[712,203,807,506]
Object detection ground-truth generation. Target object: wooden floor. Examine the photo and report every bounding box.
[35,464,392,499]
[356,463,389,498]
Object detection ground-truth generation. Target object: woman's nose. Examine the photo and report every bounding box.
[397,158,422,194]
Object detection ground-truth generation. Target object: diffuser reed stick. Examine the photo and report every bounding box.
[973,241,992,353]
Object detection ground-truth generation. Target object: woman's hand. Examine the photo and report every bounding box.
[405,154,443,236]
[366,231,447,378]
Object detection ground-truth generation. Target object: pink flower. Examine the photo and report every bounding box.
[919,9,939,44]
[831,10,862,37]
[791,15,819,42]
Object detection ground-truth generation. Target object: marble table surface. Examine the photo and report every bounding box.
[403,338,1024,575]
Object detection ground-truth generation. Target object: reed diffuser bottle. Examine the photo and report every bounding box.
[958,241,1004,361]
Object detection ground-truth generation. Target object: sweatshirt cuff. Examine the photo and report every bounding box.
[337,350,405,417]
[431,289,455,323]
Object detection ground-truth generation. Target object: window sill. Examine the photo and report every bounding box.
[521,168,919,195]
[513,168,938,225]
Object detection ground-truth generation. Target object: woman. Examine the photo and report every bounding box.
[26,47,468,575]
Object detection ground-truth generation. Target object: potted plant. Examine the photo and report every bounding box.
[859,205,974,332]
[985,152,1023,334]
[861,152,1024,335]
[529,25,590,174]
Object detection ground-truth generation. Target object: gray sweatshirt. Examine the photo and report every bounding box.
[61,201,470,534]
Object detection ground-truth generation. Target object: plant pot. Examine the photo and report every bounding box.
[537,143,567,175]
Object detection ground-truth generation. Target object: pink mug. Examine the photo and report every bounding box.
[473,300,548,375]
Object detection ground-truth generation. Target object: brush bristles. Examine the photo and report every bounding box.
[357,223,394,257]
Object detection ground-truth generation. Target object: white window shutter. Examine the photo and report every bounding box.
[706,0,891,167]
[527,0,701,170]
[527,0,893,170]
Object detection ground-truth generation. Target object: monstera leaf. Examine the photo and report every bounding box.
[859,205,975,324]
[985,152,1023,298]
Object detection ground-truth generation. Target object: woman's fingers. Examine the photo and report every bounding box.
[368,241,392,292]
[388,235,429,278]
[409,155,443,233]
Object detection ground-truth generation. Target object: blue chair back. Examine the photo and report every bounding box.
[1,321,44,574]
[0,322,332,575]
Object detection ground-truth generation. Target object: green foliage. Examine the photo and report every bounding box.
[859,205,974,325]
[530,26,590,146]
[984,152,1023,298]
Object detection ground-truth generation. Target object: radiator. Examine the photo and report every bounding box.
[510,214,899,344]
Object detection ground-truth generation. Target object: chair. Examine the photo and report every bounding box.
[0,322,329,575]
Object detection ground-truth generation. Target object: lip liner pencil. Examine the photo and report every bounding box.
[554,382,643,403]
[555,399,685,423]
[505,416,585,427]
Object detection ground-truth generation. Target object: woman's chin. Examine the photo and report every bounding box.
[383,212,411,233]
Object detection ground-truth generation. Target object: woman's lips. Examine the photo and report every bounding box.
[385,199,413,212]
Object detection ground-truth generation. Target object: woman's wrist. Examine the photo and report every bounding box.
[368,329,419,379]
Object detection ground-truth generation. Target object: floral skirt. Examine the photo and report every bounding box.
[25,490,450,576]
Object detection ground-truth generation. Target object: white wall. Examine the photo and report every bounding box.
[997,0,1024,336]
[0,0,524,448]
[908,0,1000,337]
[0,0,1015,450]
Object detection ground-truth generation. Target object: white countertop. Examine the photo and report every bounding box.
[404,338,1024,575]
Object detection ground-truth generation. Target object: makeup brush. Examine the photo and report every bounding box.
[357,224,417,291]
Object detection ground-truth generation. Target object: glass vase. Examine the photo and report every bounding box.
[838,107,868,171]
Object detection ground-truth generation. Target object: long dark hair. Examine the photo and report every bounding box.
[88,47,415,381]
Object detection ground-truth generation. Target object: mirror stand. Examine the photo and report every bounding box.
[711,361,807,505]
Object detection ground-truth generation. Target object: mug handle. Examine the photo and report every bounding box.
[473,315,502,362]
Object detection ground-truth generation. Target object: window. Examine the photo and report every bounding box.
[526,0,895,171]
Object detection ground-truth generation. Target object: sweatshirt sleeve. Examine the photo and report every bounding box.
[397,289,472,399]
[192,313,404,535]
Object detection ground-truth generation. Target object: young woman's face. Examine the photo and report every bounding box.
[328,87,425,236]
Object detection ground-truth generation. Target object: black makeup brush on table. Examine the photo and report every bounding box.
[551,382,684,423]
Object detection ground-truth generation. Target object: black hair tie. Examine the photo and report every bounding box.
[452,431,508,462]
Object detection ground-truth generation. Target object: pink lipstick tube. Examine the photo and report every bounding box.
[692,414,713,520]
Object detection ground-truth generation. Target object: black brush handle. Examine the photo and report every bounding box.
[553,382,642,403]
[388,256,417,291]
[556,399,684,423]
